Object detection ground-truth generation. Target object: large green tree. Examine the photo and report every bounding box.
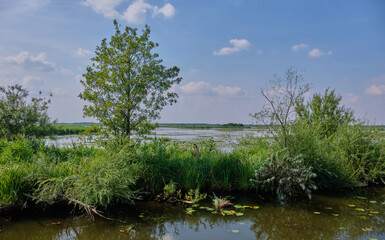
[0,84,53,138]
[79,20,181,137]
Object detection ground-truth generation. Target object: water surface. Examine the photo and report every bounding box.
[1,188,384,240]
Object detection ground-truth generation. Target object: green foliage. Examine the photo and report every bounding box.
[79,20,181,137]
[287,119,348,188]
[33,138,141,208]
[0,137,37,164]
[135,139,261,193]
[296,88,354,138]
[332,124,385,184]
[287,89,385,188]
[0,164,31,205]
[250,151,317,199]
[162,181,179,199]
[183,188,207,203]
[0,84,54,138]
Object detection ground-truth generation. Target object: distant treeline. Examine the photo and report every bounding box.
[51,123,96,136]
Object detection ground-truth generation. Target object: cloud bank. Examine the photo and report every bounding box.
[82,0,176,24]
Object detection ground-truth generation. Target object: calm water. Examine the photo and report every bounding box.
[45,127,267,151]
[1,188,385,240]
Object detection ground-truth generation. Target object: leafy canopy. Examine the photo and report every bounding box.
[79,20,182,137]
[0,84,53,138]
[295,88,354,138]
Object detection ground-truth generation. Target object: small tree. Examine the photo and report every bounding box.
[295,88,354,138]
[79,20,181,138]
[251,67,310,147]
[0,84,53,138]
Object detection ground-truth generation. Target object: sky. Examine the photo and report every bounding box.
[0,0,384,124]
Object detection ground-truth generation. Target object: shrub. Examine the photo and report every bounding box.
[250,151,317,199]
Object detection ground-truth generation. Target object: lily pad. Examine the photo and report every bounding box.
[325,207,333,210]
[234,205,244,209]
[239,222,245,225]
[369,200,377,204]
[235,212,244,216]
[355,208,365,212]
[339,227,345,230]
[252,206,260,209]
[332,213,339,217]
[206,208,214,212]
[370,211,379,214]
[313,212,321,215]
[231,230,239,233]
[348,204,356,208]
[138,214,144,218]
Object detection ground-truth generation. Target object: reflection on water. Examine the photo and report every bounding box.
[1,188,384,240]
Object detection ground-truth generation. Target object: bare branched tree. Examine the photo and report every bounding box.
[251,67,310,147]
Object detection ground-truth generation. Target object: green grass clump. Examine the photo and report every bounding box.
[0,164,31,206]
[134,138,266,194]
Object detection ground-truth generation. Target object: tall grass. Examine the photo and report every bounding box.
[134,138,266,194]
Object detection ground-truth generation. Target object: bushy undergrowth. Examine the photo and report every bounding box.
[0,125,384,210]
[287,120,385,188]
[250,151,317,199]
[135,138,262,194]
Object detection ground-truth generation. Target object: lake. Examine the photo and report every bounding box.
[1,187,384,240]
[45,127,268,152]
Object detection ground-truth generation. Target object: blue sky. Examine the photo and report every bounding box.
[0,0,384,124]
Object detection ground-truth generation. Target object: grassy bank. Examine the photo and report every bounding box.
[1,123,385,214]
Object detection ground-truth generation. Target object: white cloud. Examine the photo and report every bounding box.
[179,81,246,97]
[81,0,122,18]
[292,43,308,52]
[212,85,242,97]
[82,0,176,24]
[365,84,385,95]
[213,39,251,56]
[121,0,152,24]
[180,81,211,95]
[308,48,332,58]
[346,93,360,103]
[2,51,55,72]
[153,3,176,18]
[74,48,92,57]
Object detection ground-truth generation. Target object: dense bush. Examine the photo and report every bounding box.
[250,151,317,199]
